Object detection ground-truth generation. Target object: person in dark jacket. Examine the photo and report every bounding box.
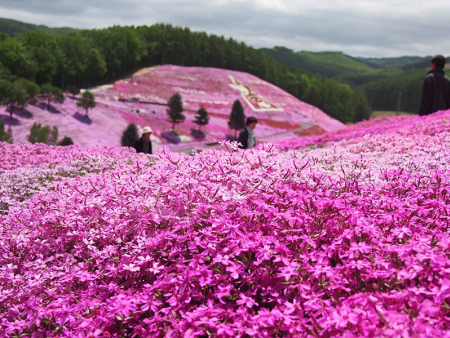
[418,55,450,116]
[238,117,257,149]
[134,126,153,154]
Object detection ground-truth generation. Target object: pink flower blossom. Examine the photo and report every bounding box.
[3,111,450,336]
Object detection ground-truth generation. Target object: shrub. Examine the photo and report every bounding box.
[57,136,74,146]
[0,121,12,143]
[121,123,138,147]
[27,122,58,145]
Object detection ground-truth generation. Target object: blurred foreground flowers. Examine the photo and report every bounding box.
[1,112,450,337]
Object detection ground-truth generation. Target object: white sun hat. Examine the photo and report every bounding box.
[142,126,153,134]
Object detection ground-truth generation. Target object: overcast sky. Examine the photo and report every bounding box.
[1,0,449,57]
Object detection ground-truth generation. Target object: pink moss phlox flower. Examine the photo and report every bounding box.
[3,110,450,336]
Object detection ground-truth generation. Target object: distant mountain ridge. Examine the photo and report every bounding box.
[0,18,77,37]
[355,56,429,69]
[259,46,432,85]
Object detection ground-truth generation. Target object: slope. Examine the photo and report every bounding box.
[0,65,344,150]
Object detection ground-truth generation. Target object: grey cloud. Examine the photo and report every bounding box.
[1,0,450,57]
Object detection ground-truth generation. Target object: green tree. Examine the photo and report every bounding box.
[193,106,210,131]
[27,123,58,145]
[304,79,321,108]
[228,99,246,137]
[0,121,12,143]
[0,79,12,108]
[0,38,36,80]
[18,32,58,85]
[0,61,12,81]
[15,78,40,106]
[166,92,185,133]
[85,48,107,83]
[0,80,27,119]
[351,88,372,123]
[121,123,139,147]
[321,79,353,122]
[67,85,80,98]
[76,90,96,117]
[83,27,141,79]
[56,35,95,87]
[57,136,74,146]
[10,83,27,114]
[40,83,64,109]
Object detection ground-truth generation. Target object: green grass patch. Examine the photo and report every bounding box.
[371,111,414,118]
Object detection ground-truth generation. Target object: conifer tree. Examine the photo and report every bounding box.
[166,92,185,133]
[228,99,246,137]
[121,123,139,147]
[193,106,209,132]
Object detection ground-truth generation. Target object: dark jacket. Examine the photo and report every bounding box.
[133,136,152,154]
[237,127,255,149]
[418,69,450,116]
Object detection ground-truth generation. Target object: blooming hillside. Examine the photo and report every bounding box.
[277,114,419,150]
[98,65,344,143]
[1,111,450,337]
[0,65,343,150]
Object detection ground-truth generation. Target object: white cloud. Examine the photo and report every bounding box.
[1,0,450,57]
[254,0,289,12]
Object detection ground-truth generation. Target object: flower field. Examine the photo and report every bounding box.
[1,111,450,337]
[1,65,344,150]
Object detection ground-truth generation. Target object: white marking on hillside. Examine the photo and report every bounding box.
[228,75,284,112]
[173,87,206,95]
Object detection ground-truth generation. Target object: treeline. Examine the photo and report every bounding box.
[359,71,424,113]
[0,24,371,123]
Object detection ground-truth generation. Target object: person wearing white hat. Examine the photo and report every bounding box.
[134,126,153,154]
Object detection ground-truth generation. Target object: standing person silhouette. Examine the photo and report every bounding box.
[238,117,257,149]
[418,55,450,116]
[134,126,153,154]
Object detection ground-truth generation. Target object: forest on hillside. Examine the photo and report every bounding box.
[261,46,440,114]
[0,18,78,38]
[0,21,371,124]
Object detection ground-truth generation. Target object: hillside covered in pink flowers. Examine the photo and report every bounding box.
[2,111,450,337]
[0,65,344,150]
